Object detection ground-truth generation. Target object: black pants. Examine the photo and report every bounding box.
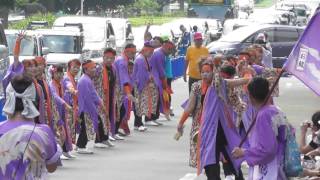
[76,113,108,148]
[95,118,109,143]
[145,96,160,122]
[76,114,88,148]
[115,104,126,134]
[188,77,201,94]
[134,114,144,127]
[204,123,244,180]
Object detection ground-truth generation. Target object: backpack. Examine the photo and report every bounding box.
[285,125,303,177]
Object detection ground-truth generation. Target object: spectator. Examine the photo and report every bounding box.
[178,25,191,56]
[300,111,320,154]
[184,32,209,93]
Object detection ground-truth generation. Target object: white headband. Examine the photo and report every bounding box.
[3,83,39,119]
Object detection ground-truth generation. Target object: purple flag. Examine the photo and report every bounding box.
[284,11,320,96]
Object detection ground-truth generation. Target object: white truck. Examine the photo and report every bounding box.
[5,30,48,64]
[53,16,116,61]
[105,18,134,53]
[35,26,84,65]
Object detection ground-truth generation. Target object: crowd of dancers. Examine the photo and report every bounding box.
[0,26,317,180]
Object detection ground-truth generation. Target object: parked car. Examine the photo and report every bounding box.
[53,16,116,61]
[207,24,305,68]
[5,30,49,64]
[35,26,84,65]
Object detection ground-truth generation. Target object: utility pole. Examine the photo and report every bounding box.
[81,0,84,16]
[179,0,184,11]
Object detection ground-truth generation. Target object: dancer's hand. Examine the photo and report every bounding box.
[232,147,244,159]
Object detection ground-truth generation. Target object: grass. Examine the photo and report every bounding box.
[255,0,274,8]
[129,16,181,27]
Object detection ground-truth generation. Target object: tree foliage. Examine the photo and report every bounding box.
[0,0,15,8]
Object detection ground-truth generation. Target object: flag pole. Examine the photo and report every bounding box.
[239,68,285,147]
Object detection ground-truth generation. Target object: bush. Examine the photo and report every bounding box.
[9,13,57,29]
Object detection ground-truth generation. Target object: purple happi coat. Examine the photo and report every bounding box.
[198,77,244,175]
[150,48,166,113]
[114,55,133,121]
[0,120,61,180]
[133,54,152,93]
[114,55,132,91]
[49,80,73,152]
[244,105,287,180]
[77,74,102,133]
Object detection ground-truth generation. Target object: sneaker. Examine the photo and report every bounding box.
[170,107,175,117]
[114,134,125,140]
[103,140,115,147]
[60,154,70,160]
[109,135,116,141]
[153,120,163,126]
[145,121,160,126]
[76,148,94,154]
[164,113,171,121]
[225,175,235,180]
[118,130,128,136]
[138,126,147,132]
[63,152,76,159]
[94,143,109,148]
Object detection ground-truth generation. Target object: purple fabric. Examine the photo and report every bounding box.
[2,63,24,98]
[77,74,101,132]
[0,120,60,179]
[284,11,320,96]
[244,105,286,175]
[199,81,244,173]
[252,64,264,75]
[181,99,189,109]
[241,94,257,135]
[114,55,132,91]
[62,76,74,106]
[49,81,72,152]
[150,48,166,112]
[133,54,152,93]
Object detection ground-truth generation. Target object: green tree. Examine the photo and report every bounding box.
[0,0,14,28]
[133,0,160,15]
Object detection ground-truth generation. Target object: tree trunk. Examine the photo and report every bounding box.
[39,0,55,12]
[0,7,9,29]
[179,0,184,11]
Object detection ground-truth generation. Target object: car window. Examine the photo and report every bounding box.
[42,35,80,54]
[297,28,304,36]
[244,28,275,43]
[107,23,115,38]
[6,34,36,56]
[275,28,299,42]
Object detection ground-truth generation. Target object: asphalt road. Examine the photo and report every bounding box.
[50,76,320,180]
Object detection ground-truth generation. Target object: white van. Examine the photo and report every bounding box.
[5,30,48,63]
[53,16,116,60]
[35,27,84,65]
[106,18,134,52]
